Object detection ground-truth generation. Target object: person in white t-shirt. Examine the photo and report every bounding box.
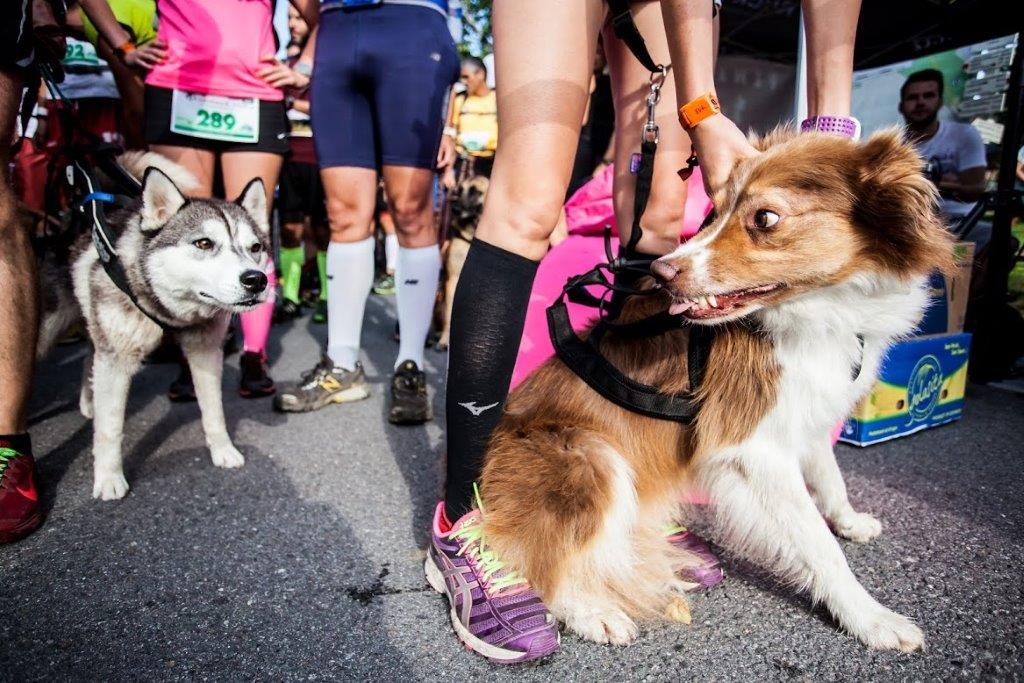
[899,68,989,245]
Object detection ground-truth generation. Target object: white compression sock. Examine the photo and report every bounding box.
[384,232,398,274]
[395,244,441,370]
[326,237,375,370]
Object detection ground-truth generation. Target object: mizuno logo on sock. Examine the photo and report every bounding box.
[459,401,500,416]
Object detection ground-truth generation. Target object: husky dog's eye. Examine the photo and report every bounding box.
[193,238,214,250]
[753,209,780,229]
[250,243,263,254]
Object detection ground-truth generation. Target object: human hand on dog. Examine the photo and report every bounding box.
[689,114,759,198]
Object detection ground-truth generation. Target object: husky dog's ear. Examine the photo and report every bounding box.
[235,178,270,236]
[854,127,955,277]
[140,167,189,233]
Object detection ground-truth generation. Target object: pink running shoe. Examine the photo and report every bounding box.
[667,526,725,590]
[425,500,560,664]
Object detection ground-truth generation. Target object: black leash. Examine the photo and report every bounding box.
[38,70,186,331]
[545,7,713,423]
[71,159,187,332]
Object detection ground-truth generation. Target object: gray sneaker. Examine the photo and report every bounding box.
[273,355,370,413]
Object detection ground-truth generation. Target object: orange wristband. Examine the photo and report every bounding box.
[115,40,136,55]
[678,92,721,129]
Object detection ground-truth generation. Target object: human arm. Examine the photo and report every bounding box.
[291,0,320,29]
[660,0,757,197]
[76,0,166,69]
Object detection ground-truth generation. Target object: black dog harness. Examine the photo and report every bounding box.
[545,1,713,424]
[73,154,192,333]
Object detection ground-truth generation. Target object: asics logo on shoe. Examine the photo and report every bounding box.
[439,553,478,625]
[459,401,500,416]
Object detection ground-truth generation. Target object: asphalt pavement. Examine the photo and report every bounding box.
[3,293,1022,681]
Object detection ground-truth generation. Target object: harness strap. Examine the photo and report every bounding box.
[74,161,185,333]
[607,0,661,74]
[626,138,657,254]
[547,299,705,423]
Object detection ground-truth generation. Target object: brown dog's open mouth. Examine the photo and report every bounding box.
[668,283,786,319]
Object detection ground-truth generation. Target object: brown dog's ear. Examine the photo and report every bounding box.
[854,128,955,278]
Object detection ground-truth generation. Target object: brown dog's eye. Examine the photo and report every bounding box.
[193,238,214,250]
[753,209,780,230]
[250,243,263,254]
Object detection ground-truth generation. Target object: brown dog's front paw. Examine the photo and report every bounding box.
[565,607,639,646]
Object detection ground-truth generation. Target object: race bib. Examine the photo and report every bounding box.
[170,90,260,143]
[63,39,101,68]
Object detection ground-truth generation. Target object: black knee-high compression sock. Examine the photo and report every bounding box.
[444,238,539,521]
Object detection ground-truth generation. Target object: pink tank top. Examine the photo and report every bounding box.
[146,0,283,102]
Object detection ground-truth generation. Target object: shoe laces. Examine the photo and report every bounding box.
[448,484,527,596]
[299,358,334,387]
[0,447,23,486]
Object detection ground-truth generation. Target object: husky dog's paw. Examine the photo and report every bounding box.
[210,444,245,468]
[93,472,129,500]
[833,511,883,543]
[854,606,925,652]
[566,608,639,646]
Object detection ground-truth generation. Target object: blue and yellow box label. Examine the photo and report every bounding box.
[840,332,971,447]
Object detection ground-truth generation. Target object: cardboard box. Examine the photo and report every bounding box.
[840,332,971,446]
[915,241,975,336]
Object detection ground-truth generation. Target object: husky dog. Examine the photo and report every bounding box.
[40,154,272,500]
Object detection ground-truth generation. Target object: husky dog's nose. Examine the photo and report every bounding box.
[240,270,268,293]
[651,259,679,282]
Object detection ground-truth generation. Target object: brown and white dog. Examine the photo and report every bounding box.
[477,128,953,652]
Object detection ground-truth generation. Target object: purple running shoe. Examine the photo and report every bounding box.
[425,500,560,664]
[667,526,725,591]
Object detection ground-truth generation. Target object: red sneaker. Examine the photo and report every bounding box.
[0,446,43,544]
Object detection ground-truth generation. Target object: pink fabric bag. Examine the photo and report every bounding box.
[510,165,712,388]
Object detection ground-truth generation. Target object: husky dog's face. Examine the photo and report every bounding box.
[138,169,273,313]
[652,129,954,324]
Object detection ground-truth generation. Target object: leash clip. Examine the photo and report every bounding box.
[643,65,668,144]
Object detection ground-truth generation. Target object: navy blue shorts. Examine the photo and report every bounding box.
[311,4,460,170]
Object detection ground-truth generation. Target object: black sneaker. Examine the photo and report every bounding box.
[389,360,432,425]
[273,355,370,412]
[239,351,276,398]
[273,298,302,324]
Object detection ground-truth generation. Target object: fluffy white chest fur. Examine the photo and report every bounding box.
[755,273,931,449]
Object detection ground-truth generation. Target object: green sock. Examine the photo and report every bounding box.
[279,246,304,304]
[317,250,328,302]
